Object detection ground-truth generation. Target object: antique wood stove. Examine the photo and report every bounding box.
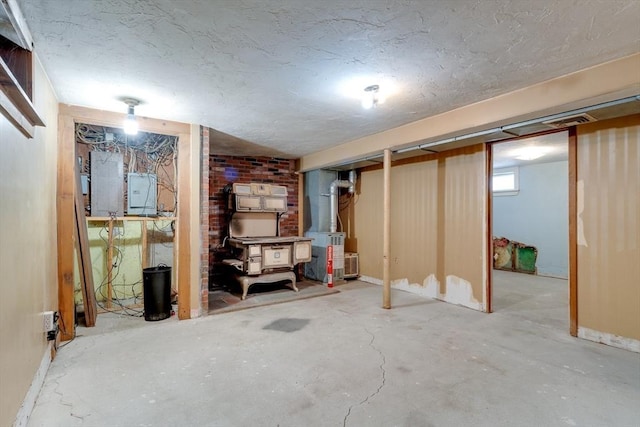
[222,183,312,299]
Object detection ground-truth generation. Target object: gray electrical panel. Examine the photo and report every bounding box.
[90,151,124,217]
[127,173,157,216]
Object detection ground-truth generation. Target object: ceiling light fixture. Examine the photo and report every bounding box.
[122,98,140,135]
[362,84,381,109]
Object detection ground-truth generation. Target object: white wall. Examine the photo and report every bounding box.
[493,161,568,278]
[0,57,59,426]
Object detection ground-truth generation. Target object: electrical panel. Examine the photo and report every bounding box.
[90,151,124,217]
[127,173,157,216]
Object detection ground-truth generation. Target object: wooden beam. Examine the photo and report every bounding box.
[568,126,578,337]
[0,86,34,137]
[107,219,114,310]
[382,148,391,309]
[59,104,189,136]
[56,113,76,341]
[485,143,493,313]
[86,216,176,221]
[141,220,148,269]
[74,163,97,326]
[176,132,191,319]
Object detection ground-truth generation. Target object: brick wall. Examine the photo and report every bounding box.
[209,155,299,268]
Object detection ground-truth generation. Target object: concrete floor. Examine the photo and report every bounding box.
[29,273,640,426]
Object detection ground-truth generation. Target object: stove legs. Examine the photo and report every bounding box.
[238,271,298,300]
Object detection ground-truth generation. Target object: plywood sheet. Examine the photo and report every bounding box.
[351,145,486,308]
[577,115,640,340]
[74,164,97,326]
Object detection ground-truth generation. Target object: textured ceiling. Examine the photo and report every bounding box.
[19,0,640,158]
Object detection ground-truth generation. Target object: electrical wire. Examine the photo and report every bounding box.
[76,123,178,315]
[94,222,145,317]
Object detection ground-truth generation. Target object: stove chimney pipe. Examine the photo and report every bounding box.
[329,170,356,233]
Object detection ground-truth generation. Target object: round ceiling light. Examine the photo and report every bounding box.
[362,84,381,109]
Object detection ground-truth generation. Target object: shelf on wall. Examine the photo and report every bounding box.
[0,50,45,137]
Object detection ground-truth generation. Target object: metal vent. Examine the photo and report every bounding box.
[344,252,359,279]
[543,113,597,128]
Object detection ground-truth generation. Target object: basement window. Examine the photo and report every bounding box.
[493,167,519,196]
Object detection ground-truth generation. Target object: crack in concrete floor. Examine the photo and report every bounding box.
[343,327,387,427]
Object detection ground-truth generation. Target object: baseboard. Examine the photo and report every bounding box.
[359,275,382,286]
[13,343,53,427]
[578,327,640,353]
[359,275,484,312]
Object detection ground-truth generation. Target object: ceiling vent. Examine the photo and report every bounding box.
[543,113,597,128]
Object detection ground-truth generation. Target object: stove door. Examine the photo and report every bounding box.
[262,245,292,268]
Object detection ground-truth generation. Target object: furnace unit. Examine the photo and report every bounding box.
[304,231,346,282]
[303,169,358,283]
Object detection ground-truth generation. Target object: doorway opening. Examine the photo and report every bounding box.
[489,131,569,330]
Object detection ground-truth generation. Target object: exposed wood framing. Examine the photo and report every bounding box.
[485,143,493,313]
[57,105,193,337]
[106,220,114,309]
[74,165,97,325]
[176,131,191,319]
[568,126,578,337]
[141,220,148,268]
[86,216,176,310]
[56,113,76,341]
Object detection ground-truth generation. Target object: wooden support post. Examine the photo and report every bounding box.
[298,172,304,237]
[176,132,192,319]
[141,219,148,269]
[568,127,578,337]
[56,113,76,341]
[485,143,493,314]
[107,219,114,309]
[382,148,391,309]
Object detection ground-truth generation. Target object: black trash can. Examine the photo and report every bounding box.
[143,265,172,321]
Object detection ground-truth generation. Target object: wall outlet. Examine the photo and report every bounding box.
[43,311,56,332]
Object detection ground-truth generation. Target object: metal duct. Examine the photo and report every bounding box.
[329,170,356,233]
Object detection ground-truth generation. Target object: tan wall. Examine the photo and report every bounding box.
[577,115,640,341]
[0,58,59,425]
[347,145,486,310]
